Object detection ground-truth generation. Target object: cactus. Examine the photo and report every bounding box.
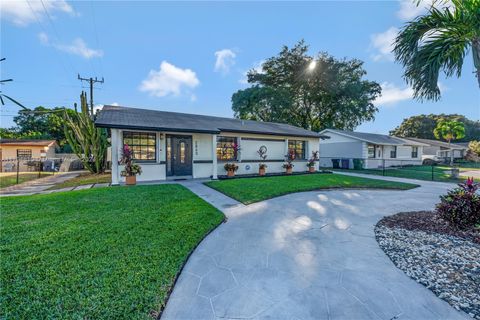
[63,91,109,173]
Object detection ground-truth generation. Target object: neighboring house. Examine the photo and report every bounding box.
[0,139,58,172]
[96,105,323,184]
[405,138,467,161]
[319,129,427,169]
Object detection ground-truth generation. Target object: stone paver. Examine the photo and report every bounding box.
[162,176,468,319]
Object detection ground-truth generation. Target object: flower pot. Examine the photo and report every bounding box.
[227,170,235,177]
[125,175,136,185]
[286,167,293,175]
[309,166,315,173]
[259,168,266,176]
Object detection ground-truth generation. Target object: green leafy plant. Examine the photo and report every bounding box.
[224,163,239,172]
[434,119,466,164]
[257,146,268,170]
[283,150,295,169]
[436,177,480,229]
[393,0,480,101]
[120,144,142,177]
[466,140,480,162]
[64,92,109,173]
[306,151,319,168]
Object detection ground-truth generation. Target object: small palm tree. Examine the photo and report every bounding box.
[434,120,466,164]
[393,0,480,101]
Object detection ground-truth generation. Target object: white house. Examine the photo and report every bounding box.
[96,105,323,185]
[404,138,467,162]
[319,129,427,169]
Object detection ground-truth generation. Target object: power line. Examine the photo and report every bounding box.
[25,0,77,87]
[90,0,104,77]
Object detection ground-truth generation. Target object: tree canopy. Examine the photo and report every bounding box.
[232,40,382,131]
[0,106,77,147]
[434,119,466,142]
[390,114,480,142]
[393,0,480,101]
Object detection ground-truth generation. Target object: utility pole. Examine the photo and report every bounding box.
[77,74,104,115]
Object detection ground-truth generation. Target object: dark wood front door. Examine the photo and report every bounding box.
[170,135,192,176]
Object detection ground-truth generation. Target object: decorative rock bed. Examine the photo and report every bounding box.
[375,211,480,319]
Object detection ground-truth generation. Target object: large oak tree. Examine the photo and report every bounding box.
[232,40,381,132]
[390,114,480,142]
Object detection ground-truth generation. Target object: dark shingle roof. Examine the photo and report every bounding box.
[321,129,427,146]
[405,137,468,150]
[96,105,322,138]
[0,139,57,147]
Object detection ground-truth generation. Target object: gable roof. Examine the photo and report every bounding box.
[0,139,57,147]
[96,105,323,138]
[320,129,427,146]
[405,137,468,150]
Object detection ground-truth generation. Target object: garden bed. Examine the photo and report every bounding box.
[217,170,332,180]
[375,211,480,319]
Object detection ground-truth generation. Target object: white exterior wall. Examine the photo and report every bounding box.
[110,129,320,184]
[319,132,364,168]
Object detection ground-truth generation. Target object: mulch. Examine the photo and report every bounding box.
[377,211,480,244]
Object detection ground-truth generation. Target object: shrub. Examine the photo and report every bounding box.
[436,178,480,229]
[120,144,142,177]
[224,163,238,172]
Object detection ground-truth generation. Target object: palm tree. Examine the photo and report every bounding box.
[393,0,480,101]
[434,120,466,164]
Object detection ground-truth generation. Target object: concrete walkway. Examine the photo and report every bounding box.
[163,177,467,319]
[0,172,81,196]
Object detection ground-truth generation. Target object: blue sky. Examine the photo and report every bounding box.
[1,0,479,134]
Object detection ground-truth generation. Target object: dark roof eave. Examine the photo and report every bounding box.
[95,123,220,134]
[218,128,322,138]
[95,123,322,138]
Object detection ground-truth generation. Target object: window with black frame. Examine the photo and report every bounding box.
[17,149,32,159]
[390,146,397,158]
[411,146,418,158]
[122,131,156,161]
[216,136,237,161]
[367,145,376,159]
[288,140,306,160]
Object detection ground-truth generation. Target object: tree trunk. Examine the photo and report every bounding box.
[448,139,454,165]
[473,38,480,88]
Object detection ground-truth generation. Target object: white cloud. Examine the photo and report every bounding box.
[38,31,49,45]
[375,82,414,105]
[397,0,453,21]
[239,60,265,84]
[139,61,200,97]
[1,0,73,26]
[38,32,103,59]
[214,49,236,74]
[370,27,399,62]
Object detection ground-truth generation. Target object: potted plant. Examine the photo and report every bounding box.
[259,163,267,176]
[283,150,295,174]
[120,144,142,185]
[306,151,319,173]
[224,163,238,177]
[257,146,268,176]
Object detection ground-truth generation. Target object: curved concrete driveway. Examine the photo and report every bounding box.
[162,177,468,320]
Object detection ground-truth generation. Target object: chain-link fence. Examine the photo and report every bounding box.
[318,157,480,183]
[0,156,85,188]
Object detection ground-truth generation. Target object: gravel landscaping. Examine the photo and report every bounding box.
[375,212,480,319]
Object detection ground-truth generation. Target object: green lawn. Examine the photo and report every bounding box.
[205,173,418,204]
[48,172,111,190]
[0,172,53,189]
[0,185,224,319]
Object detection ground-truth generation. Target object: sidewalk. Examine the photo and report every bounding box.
[0,172,82,196]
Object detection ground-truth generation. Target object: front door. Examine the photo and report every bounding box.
[169,135,192,176]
